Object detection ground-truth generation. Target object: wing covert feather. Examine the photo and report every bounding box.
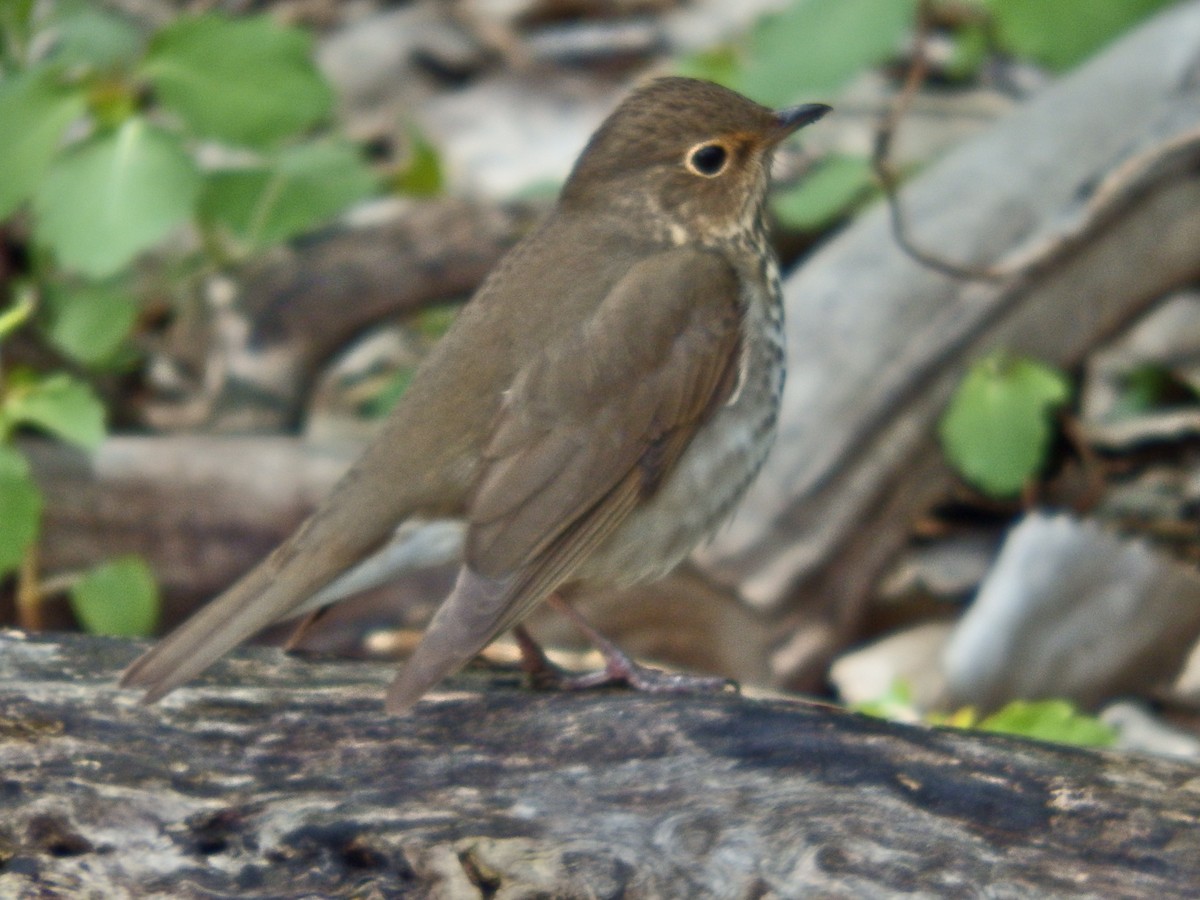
[466,247,744,578]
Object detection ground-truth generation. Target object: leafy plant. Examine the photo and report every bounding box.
[855,680,1117,748]
[772,155,877,230]
[680,0,916,231]
[979,0,1180,72]
[976,699,1116,747]
[681,0,917,108]
[938,352,1072,498]
[0,3,383,633]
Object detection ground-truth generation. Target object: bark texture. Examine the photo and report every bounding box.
[2,630,1199,899]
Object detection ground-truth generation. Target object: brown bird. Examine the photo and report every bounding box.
[121,77,830,713]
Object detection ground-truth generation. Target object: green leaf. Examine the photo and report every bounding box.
[199,140,375,249]
[392,128,443,198]
[69,555,160,636]
[979,699,1117,747]
[0,445,41,578]
[945,22,989,82]
[3,371,106,449]
[984,0,1178,71]
[43,281,141,366]
[416,303,459,341]
[771,155,875,230]
[358,367,416,419]
[45,7,142,71]
[0,283,36,338]
[938,353,1071,498]
[680,0,917,107]
[0,66,87,218]
[1109,363,1199,419]
[33,118,200,277]
[143,13,333,147]
[850,679,917,721]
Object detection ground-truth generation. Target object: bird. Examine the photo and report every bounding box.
[121,77,831,713]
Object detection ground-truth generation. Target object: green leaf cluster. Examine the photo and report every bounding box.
[0,4,394,635]
[1,7,378,277]
[939,353,1072,498]
[978,699,1116,747]
[855,680,1117,748]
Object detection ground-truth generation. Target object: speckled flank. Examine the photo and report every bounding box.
[580,208,785,586]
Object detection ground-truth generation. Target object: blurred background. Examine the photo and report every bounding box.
[4,0,1200,756]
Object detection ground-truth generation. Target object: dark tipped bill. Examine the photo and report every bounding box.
[773,102,833,137]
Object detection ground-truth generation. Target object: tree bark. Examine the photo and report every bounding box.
[2,630,1199,899]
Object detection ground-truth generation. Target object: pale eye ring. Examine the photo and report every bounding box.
[685,142,729,177]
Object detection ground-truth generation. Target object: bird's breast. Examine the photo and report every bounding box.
[578,256,785,586]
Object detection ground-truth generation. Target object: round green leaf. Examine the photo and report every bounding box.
[199,140,376,249]
[0,446,42,577]
[33,118,200,278]
[771,155,875,231]
[0,66,88,218]
[4,372,106,450]
[143,13,333,147]
[938,354,1071,498]
[69,556,160,637]
[43,281,141,366]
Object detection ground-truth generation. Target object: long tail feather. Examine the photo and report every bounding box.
[120,545,333,703]
[385,567,524,713]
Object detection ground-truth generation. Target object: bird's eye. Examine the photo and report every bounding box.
[685,142,729,177]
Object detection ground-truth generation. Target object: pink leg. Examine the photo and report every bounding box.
[513,595,737,696]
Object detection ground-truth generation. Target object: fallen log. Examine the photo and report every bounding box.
[2,630,1199,898]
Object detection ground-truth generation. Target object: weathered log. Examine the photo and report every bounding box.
[23,437,352,620]
[2,630,1199,898]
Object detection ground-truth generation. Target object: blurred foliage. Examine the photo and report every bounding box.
[0,444,41,576]
[771,155,878,230]
[680,0,917,108]
[1109,362,1200,420]
[979,0,1180,72]
[70,556,160,637]
[939,353,1072,499]
[855,681,1117,748]
[680,0,915,230]
[974,699,1117,747]
[0,2,389,633]
[391,127,445,198]
[682,0,1186,230]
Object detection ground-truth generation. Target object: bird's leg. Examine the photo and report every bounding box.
[516,594,737,695]
[512,624,577,689]
[282,606,331,653]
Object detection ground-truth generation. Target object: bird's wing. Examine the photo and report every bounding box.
[386,247,744,711]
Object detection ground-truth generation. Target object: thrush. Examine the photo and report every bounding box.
[121,77,830,713]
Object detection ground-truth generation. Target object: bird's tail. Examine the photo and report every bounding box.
[120,532,346,703]
[385,566,537,713]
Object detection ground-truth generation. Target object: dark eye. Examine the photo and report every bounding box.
[686,142,728,177]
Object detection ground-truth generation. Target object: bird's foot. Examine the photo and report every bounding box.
[512,623,738,696]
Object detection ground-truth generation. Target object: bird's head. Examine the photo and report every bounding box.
[560,77,830,244]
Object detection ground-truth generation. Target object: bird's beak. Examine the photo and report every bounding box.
[770,102,832,143]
